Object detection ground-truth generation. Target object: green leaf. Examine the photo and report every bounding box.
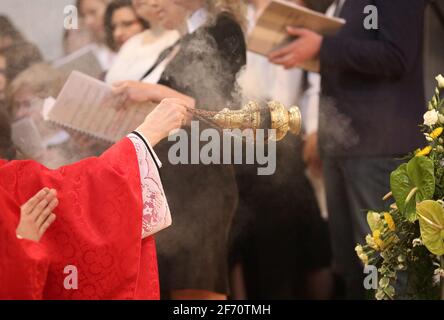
[416,200,444,255]
[390,157,435,221]
[390,164,417,220]
[367,211,383,233]
[407,156,435,201]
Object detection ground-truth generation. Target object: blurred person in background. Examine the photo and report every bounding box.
[229,0,333,300]
[0,16,43,86]
[0,15,26,50]
[0,107,15,160]
[0,53,6,102]
[77,0,116,71]
[0,44,43,84]
[269,0,426,299]
[113,0,247,300]
[105,0,181,84]
[63,26,95,56]
[104,0,149,52]
[6,64,109,169]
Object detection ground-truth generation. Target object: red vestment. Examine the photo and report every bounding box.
[0,138,159,299]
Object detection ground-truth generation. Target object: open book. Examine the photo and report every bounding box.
[46,71,155,144]
[52,45,103,79]
[248,0,346,72]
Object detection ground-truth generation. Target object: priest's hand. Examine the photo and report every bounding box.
[136,98,193,146]
[16,188,58,242]
[268,27,323,69]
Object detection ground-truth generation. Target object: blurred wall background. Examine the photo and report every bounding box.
[0,0,75,61]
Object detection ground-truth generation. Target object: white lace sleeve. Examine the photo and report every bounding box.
[127,132,172,238]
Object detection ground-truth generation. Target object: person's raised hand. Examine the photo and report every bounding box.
[16,188,58,242]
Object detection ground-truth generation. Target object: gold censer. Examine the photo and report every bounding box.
[207,101,302,141]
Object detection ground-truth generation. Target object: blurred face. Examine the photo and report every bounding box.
[132,0,162,25]
[172,0,204,11]
[0,36,13,50]
[157,0,187,30]
[112,7,144,49]
[0,55,6,100]
[12,86,41,121]
[80,0,108,40]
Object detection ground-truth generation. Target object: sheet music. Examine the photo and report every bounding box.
[47,71,155,143]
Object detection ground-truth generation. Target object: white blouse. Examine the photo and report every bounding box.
[141,8,209,84]
[92,43,117,72]
[105,29,180,85]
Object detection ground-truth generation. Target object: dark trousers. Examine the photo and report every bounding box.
[323,156,401,299]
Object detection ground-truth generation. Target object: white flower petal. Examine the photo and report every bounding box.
[436,74,444,89]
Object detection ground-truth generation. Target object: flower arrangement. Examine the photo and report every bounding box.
[355,75,444,300]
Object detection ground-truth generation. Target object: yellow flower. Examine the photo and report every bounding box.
[358,253,369,265]
[366,234,378,250]
[416,146,432,156]
[430,127,443,139]
[384,212,396,231]
[373,230,384,249]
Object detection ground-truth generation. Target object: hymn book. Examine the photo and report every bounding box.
[46,71,155,144]
[248,0,346,72]
[52,45,104,79]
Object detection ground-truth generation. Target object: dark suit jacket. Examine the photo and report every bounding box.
[319,0,426,157]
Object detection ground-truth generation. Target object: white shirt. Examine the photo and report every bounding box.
[238,5,319,134]
[186,7,208,34]
[299,0,347,135]
[143,8,209,84]
[92,43,116,72]
[105,29,180,85]
[328,0,346,16]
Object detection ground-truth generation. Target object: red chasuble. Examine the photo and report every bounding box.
[0,138,160,299]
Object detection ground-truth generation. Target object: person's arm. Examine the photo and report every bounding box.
[134,98,192,146]
[269,0,424,78]
[127,132,170,238]
[1,99,191,299]
[320,0,424,77]
[112,81,196,110]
